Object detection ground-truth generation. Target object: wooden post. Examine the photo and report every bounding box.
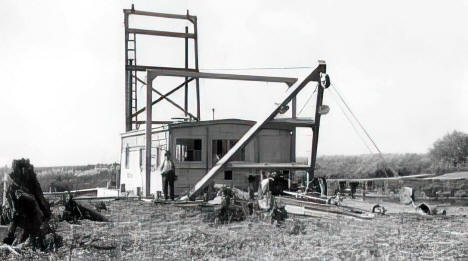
[291,97,296,162]
[184,25,189,117]
[309,64,326,179]
[145,78,153,197]
[193,17,200,120]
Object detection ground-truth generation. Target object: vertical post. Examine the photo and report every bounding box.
[291,98,296,163]
[184,25,189,118]
[193,17,201,120]
[124,12,131,131]
[145,76,153,197]
[291,97,296,119]
[309,65,326,179]
[290,97,296,188]
[205,127,209,172]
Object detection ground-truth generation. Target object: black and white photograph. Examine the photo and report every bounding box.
[0,0,467,260]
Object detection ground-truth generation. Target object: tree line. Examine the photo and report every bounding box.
[310,130,468,178]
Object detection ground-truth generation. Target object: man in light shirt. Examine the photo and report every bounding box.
[160,151,176,200]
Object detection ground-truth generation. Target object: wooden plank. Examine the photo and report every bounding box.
[128,28,195,39]
[127,65,198,72]
[149,69,298,86]
[268,117,315,128]
[124,9,196,21]
[145,79,152,197]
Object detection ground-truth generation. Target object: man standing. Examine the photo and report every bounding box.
[160,151,176,200]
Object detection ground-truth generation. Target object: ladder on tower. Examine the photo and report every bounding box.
[128,32,139,127]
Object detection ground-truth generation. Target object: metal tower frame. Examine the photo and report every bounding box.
[124,6,201,131]
[122,7,329,198]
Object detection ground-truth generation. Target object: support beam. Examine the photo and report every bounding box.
[133,120,175,125]
[132,77,195,117]
[127,65,198,72]
[291,97,297,162]
[135,77,197,120]
[148,70,297,86]
[152,87,198,120]
[124,9,196,21]
[184,62,326,199]
[145,80,152,197]
[292,97,297,119]
[194,17,201,120]
[309,64,327,178]
[128,28,195,39]
[184,25,189,117]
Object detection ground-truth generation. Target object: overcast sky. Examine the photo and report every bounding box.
[1,0,467,167]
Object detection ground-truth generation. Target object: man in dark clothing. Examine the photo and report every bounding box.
[161,151,176,200]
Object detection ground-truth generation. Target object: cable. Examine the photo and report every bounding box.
[331,83,393,177]
[331,84,383,155]
[297,85,318,115]
[330,90,374,154]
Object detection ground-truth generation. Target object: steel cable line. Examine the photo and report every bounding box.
[297,86,318,115]
[329,90,374,154]
[331,83,394,177]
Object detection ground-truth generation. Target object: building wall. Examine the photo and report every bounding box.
[257,129,292,163]
[120,123,293,196]
[119,130,167,196]
[169,124,292,194]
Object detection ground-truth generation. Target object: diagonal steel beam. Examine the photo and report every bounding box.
[135,77,198,120]
[184,62,326,200]
[132,77,195,118]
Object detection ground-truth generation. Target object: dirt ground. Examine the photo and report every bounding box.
[1,199,468,260]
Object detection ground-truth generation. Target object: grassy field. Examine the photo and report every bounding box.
[1,199,467,260]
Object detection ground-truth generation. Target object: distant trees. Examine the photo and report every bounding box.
[430,130,468,169]
[37,163,119,192]
[315,153,432,179]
